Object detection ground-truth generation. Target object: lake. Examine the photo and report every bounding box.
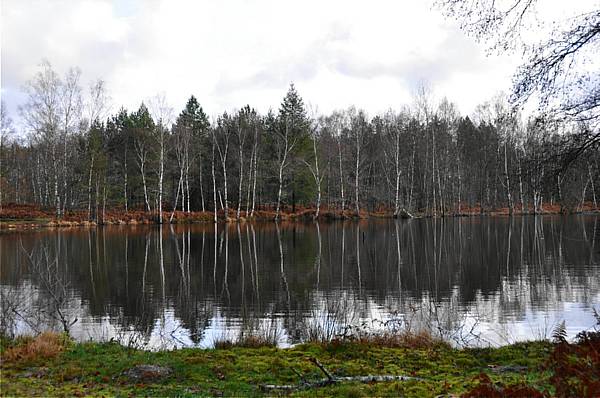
[1,215,598,349]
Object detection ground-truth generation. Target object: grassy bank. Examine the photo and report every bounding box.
[1,330,597,397]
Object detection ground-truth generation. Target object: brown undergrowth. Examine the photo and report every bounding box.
[1,332,68,363]
[1,202,599,230]
[545,320,600,398]
[462,318,600,398]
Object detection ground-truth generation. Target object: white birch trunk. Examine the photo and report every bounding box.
[158,129,164,224]
[251,147,258,217]
[87,155,94,220]
[211,137,217,223]
[355,127,360,215]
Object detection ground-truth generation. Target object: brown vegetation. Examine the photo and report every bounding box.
[2,332,67,363]
[325,329,448,351]
[462,373,545,398]
[462,320,600,398]
[1,201,599,231]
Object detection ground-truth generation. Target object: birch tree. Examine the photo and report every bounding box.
[0,101,14,211]
[381,110,403,215]
[20,61,63,217]
[302,116,326,218]
[214,113,233,219]
[149,93,173,224]
[235,107,253,219]
[271,112,297,220]
[59,67,83,214]
[348,107,369,215]
[132,104,155,212]
[85,80,109,219]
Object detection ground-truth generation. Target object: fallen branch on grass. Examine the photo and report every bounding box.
[260,357,422,392]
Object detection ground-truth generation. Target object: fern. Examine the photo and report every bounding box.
[552,320,567,344]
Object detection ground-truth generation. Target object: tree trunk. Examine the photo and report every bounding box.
[222,161,228,219]
[246,145,254,216]
[124,149,128,214]
[212,138,217,223]
[199,161,205,212]
[185,150,191,213]
[158,129,164,224]
[251,147,258,217]
[170,171,183,223]
[102,179,106,224]
[338,138,345,211]
[53,145,61,218]
[504,141,513,214]
[276,159,285,220]
[87,155,94,220]
[140,159,151,212]
[355,128,360,216]
[431,124,436,217]
[588,162,597,207]
[237,139,244,219]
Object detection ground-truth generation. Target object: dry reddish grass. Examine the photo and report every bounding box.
[0,203,49,219]
[2,332,66,363]
[328,329,448,350]
[450,201,599,216]
[1,201,598,230]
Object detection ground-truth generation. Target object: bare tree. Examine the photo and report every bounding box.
[20,61,63,217]
[348,107,369,215]
[85,80,110,219]
[0,101,14,211]
[436,0,600,159]
[170,129,186,222]
[235,108,250,219]
[331,111,348,211]
[381,110,404,216]
[414,84,436,215]
[303,115,327,219]
[214,114,233,220]
[149,93,173,224]
[59,67,83,214]
[134,127,152,212]
[20,241,77,334]
[273,117,298,220]
[250,122,260,217]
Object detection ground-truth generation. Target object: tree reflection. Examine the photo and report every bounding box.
[1,216,598,347]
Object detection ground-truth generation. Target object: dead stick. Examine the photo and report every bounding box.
[260,374,421,391]
[309,357,334,381]
[291,367,308,384]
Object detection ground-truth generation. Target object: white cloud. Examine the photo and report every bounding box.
[1,0,538,125]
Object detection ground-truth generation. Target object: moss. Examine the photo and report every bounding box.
[0,337,556,397]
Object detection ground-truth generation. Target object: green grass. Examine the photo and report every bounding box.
[0,335,556,397]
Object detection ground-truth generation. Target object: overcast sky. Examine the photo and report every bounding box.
[0,0,559,125]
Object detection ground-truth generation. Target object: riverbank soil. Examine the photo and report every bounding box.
[1,332,598,397]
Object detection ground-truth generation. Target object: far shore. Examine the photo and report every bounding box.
[1,202,598,231]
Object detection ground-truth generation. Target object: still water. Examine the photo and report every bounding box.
[1,216,598,349]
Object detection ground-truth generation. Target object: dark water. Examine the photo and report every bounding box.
[1,216,599,348]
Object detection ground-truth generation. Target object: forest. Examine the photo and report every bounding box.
[0,62,598,224]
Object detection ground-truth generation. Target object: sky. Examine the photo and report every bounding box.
[0,0,577,127]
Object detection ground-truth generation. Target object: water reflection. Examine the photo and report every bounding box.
[0,216,598,348]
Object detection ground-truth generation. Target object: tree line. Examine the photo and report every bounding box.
[0,62,598,222]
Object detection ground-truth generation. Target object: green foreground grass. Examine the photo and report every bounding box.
[0,334,556,397]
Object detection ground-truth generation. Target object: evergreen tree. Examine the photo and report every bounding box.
[275,84,314,209]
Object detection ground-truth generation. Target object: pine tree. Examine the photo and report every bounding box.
[275,83,314,211]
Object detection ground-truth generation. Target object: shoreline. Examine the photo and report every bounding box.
[1,203,599,231]
[1,330,596,397]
